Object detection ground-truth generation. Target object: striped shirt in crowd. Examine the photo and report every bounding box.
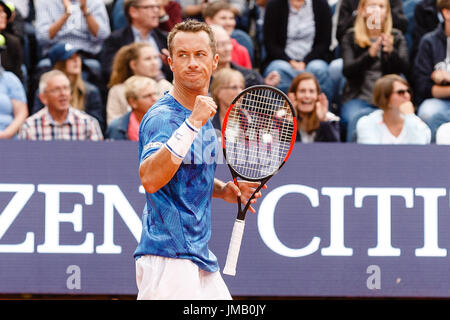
[18,107,103,141]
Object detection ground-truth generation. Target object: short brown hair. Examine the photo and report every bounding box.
[437,0,450,12]
[202,1,234,19]
[167,19,216,56]
[124,0,141,23]
[372,74,410,110]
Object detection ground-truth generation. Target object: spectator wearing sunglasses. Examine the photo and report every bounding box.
[356,74,430,144]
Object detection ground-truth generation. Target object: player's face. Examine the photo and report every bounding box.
[131,46,161,79]
[294,79,318,114]
[168,31,218,93]
[40,75,71,113]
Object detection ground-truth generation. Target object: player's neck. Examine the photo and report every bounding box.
[170,85,208,111]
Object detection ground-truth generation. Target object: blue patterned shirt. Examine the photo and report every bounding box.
[134,93,220,272]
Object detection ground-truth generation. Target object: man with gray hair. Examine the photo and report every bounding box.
[18,70,103,140]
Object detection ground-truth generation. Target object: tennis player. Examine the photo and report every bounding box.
[134,20,264,300]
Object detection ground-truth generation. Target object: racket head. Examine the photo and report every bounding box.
[221,85,297,182]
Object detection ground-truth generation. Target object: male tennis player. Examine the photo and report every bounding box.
[134,20,264,300]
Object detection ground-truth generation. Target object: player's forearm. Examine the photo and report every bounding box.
[139,148,182,194]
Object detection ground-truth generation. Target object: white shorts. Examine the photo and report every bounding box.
[135,255,232,300]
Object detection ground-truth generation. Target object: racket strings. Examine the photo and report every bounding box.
[225,88,295,179]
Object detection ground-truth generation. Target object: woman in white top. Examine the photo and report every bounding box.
[356,74,431,144]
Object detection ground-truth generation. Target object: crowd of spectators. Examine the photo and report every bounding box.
[1,0,450,144]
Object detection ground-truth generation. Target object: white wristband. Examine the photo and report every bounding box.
[164,119,200,159]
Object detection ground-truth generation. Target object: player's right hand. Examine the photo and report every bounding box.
[188,95,217,128]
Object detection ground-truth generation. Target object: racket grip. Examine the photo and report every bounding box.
[223,219,246,276]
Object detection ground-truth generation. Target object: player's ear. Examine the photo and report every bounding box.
[167,55,174,72]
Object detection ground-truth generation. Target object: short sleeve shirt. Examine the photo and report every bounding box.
[134,93,220,272]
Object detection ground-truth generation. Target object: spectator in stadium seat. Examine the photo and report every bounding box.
[288,72,341,143]
[100,0,172,88]
[0,1,24,82]
[35,0,111,76]
[210,24,280,88]
[32,42,105,132]
[106,75,157,140]
[18,70,103,140]
[339,0,409,142]
[0,69,28,139]
[106,42,172,125]
[209,67,245,132]
[336,0,408,44]
[262,0,334,99]
[413,0,450,142]
[180,0,246,21]
[329,0,409,115]
[111,0,182,32]
[356,74,430,144]
[410,0,439,63]
[203,1,253,69]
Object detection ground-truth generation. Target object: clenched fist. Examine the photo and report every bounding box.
[188,95,217,128]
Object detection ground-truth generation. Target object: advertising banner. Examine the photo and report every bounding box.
[1,141,450,297]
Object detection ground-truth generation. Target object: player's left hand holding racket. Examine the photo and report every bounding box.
[221,85,297,276]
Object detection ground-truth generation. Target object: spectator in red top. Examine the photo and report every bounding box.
[203,1,253,69]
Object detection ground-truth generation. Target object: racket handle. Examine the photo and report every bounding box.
[223,219,246,276]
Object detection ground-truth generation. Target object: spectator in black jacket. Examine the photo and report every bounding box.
[329,0,409,112]
[336,0,408,44]
[0,1,23,82]
[339,0,409,142]
[413,0,450,141]
[262,0,334,98]
[100,0,172,89]
[410,0,439,64]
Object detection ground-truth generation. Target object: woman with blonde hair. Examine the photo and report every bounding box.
[106,42,172,125]
[210,68,245,132]
[340,0,409,142]
[356,74,430,144]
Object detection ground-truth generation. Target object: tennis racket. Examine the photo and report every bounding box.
[221,85,297,276]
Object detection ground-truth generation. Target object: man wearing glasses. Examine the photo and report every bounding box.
[18,70,103,141]
[100,0,172,85]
